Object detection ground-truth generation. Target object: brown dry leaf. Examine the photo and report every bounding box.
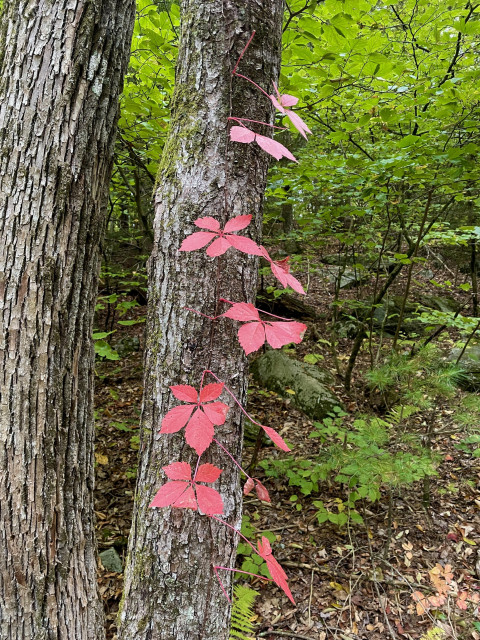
[95,453,109,466]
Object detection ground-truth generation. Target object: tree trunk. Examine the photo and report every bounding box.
[0,2,134,638]
[118,2,284,639]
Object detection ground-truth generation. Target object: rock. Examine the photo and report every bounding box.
[99,547,123,573]
[324,265,368,290]
[371,294,458,335]
[113,335,140,357]
[372,297,424,335]
[251,350,342,420]
[420,294,460,314]
[448,345,480,390]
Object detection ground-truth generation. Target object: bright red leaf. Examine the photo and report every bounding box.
[222,301,307,355]
[262,425,290,452]
[179,214,263,257]
[244,477,255,495]
[254,480,271,503]
[230,125,297,163]
[270,85,312,140]
[160,384,229,455]
[171,385,199,402]
[259,248,305,295]
[257,536,295,604]
[195,462,223,483]
[163,461,192,481]
[195,484,224,515]
[150,462,224,515]
[199,383,224,402]
[185,408,215,456]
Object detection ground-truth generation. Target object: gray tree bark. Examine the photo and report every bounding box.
[118,1,284,639]
[0,2,135,638]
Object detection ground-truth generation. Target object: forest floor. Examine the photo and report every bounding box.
[94,257,480,640]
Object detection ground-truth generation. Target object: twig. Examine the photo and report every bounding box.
[307,569,314,627]
[257,632,315,640]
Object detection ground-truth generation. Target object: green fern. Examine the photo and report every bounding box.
[387,404,420,424]
[229,584,258,640]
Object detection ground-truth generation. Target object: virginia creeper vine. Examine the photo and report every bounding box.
[149,32,311,610]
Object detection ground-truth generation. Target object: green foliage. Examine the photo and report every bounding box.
[229,585,258,640]
[262,409,437,526]
[92,331,120,361]
[454,394,480,457]
[367,345,464,409]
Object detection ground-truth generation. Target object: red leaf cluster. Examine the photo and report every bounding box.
[222,301,307,355]
[179,215,263,257]
[150,461,224,515]
[243,477,271,503]
[160,383,229,455]
[270,84,312,140]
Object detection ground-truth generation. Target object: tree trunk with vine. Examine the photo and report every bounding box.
[0,2,134,638]
[118,2,284,639]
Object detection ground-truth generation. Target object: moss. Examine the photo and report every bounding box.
[155,50,204,188]
[137,616,149,632]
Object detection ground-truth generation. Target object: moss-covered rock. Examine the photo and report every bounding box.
[251,350,342,420]
[100,547,123,573]
[448,345,480,390]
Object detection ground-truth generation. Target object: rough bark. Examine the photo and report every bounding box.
[118,2,284,639]
[0,2,135,638]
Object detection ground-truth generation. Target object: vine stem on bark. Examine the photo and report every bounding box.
[0,2,135,638]
[118,2,285,639]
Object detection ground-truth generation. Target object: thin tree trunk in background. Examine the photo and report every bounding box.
[0,2,134,638]
[118,2,284,638]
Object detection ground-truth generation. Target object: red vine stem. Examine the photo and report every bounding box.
[232,73,272,100]
[202,370,271,435]
[218,298,299,322]
[209,515,258,555]
[228,116,286,130]
[184,307,218,320]
[213,565,232,603]
[232,31,256,74]
[232,31,275,102]
[215,566,273,582]
[213,438,251,480]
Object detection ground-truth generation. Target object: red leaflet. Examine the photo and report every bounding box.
[160,383,229,455]
[150,462,224,515]
[243,477,270,502]
[257,536,295,604]
[262,425,290,452]
[163,461,192,480]
[179,215,263,257]
[243,477,255,495]
[195,462,223,482]
[270,85,312,140]
[254,480,271,503]
[259,247,305,295]
[230,125,297,163]
[222,301,307,355]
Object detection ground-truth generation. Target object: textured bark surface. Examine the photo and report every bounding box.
[0,2,135,639]
[118,2,284,639]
